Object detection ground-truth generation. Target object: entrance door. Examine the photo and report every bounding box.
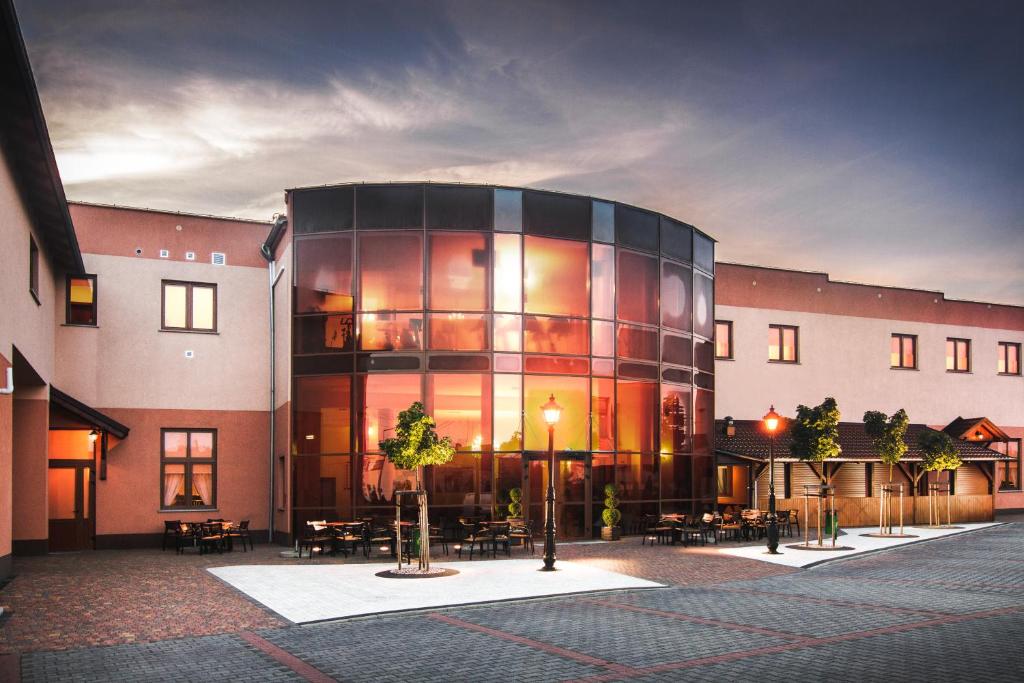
[48,463,94,551]
[523,453,591,539]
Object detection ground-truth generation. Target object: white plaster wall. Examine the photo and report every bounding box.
[274,241,292,410]
[715,305,1024,427]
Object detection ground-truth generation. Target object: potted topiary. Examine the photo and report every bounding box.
[507,487,523,519]
[601,483,621,541]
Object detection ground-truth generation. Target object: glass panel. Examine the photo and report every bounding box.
[661,384,691,453]
[957,341,969,371]
[524,316,588,355]
[523,356,589,375]
[997,345,1006,374]
[694,338,714,372]
[769,327,781,361]
[903,337,915,368]
[523,375,588,451]
[48,430,95,460]
[361,374,422,452]
[592,320,614,357]
[355,185,423,230]
[715,322,731,358]
[161,463,186,507]
[494,189,522,232]
[429,452,480,506]
[615,205,659,253]
[494,314,522,352]
[660,218,692,262]
[592,453,614,499]
[293,455,352,514]
[494,353,522,372]
[662,333,693,366]
[163,284,187,328]
[295,314,355,354]
[1009,346,1020,374]
[494,374,522,451]
[47,468,77,519]
[524,191,590,241]
[523,236,589,317]
[661,261,691,331]
[82,468,91,519]
[945,340,955,370]
[591,377,614,451]
[890,336,901,367]
[692,273,713,339]
[782,327,797,361]
[359,231,423,310]
[592,201,614,243]
[428,373,491,451]
[360,313,423,351]
[493,233,522,312]
[660,453,692,500]
[616,380,656,453]
[694,233,714,273]
[494,453,522,513]
[295,234,354,313]
[616,454,657,500]
[190,432,214,458]
[593,358,614,376]
[68,277,95,324]
[592,243,615,319]
[693,456,714,499]
[694,389,713,455]
[294,376,352,454]
[429,232,488,311]
[426,185,491,230]
[357,453,417,505]
[617,324,658,361]
[190,463,214,506]
[163,431,188,458]
[428,313,488,351]
[557,458,587,502]
[616,250,658,325]
[292,186,353,233]
[192,286,215,330]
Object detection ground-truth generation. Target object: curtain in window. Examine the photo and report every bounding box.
[163,472,184,507]
[193,471,214,506]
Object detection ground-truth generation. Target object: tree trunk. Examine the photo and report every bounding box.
[417,466,430,570]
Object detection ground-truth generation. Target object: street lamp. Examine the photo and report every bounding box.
[540,394,562,571]
[763,405,781,554]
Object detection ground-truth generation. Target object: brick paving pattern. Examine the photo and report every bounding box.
[4,522,1023,681]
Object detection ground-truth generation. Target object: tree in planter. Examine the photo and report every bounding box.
[507,487,523,518]
[864,409,909,533]
[790,397,842,484]
[917,429,962,526]
[379,402,455,571]
[601,484,621,541]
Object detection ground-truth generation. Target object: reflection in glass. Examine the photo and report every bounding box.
[360,313,422,351]
[524,375,588,451]
[494,314,522,352]
[163,431,187,458]
[293,456,352,515]
[190,432,214,458]
[163,284,187,328]
[523,356,589,375]
[662,333,693,367]
[617,250,658,325]
[524,236,589,317]
[359,453,416,505]
[294,375,351,454]
[660,384,690,453]
[617,324,658,361]
[428,373,491,451]
[360,374,422,452]
[693,273,714,339]
[661,453,692,499]
[429,232,488,311]
[616,454,657,500]
[592,320,614,357]
[524,316,589,355]
[694,389,713,455]
[661,261,691,331]
[592,243,614,319]
[494,189,522,232]
[296,235,354,313]
[592,377,614,451]
[428,313,488,351]
[616,380,656,453]
[493,233,522,312]
[359,231,422,310]
[494,453,522,512]
[295,315,355,354]
[192,286,215,330]
[592,201,614,243]
[429,452,481,505]
[494,374,522,450]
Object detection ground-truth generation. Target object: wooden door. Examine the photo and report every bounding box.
[48,463,94,551]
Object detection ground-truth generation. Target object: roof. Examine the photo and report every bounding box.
[0,0,83,273]
[67,201,271,226]
[50,386,129,439]
[715,419,1009,463]
[942,417,1010,443]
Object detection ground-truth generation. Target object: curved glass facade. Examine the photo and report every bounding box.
[290,183,715,538]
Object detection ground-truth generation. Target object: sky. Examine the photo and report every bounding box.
[17,0,1024,304]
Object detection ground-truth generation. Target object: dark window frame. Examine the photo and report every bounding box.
[996,438,1022,492]
[715,320,733,360]
[159,428,218,510]
[161,280,218,332]
[65,274,98,326]
[768,324,799,363]
[946,337,971,373]
[891,333,917,369]
[997,341,1021,376]
[716,465,733,496]
[29,235,40,304]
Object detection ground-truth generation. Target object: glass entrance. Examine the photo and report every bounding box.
[47,463,94,551]
[524,453,591,538]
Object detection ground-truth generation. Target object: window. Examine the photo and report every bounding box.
[616,250,658,325]
[717,466,733,496]
[994,439,1021,491]
[66,275,97,325]
[162,281,216,331]
[891,333,916,369]
[160,429,216,509]
[946,338,971,372]
[523,236,588,317]
[715,321,733,359]
[998,342,1021,375]
[768,325,798,363]
[29,236,39,303]
[359,231,423,311]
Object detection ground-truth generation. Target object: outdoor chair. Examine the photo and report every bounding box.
[718,513,742,542]
[456,521,490,559]
[741,509,765,540]
[508,518,534,554]
[488,522,512,558]
[366,522,395,559]
[175,522,200,554]
[428,525,448,555]
[162,520,181,551]
[225,520,253,552]
[787,509,801,537]
[298,521,332,559]
[198,522,226,555]
[641,514,673,546]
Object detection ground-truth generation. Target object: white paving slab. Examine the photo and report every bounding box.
[209,559,662,623]
[718,522,1003,568]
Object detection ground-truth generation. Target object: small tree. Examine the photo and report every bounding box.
[863,409,909,482]
[601,484,621,541]
[918,429,962,482]
[790,397,842,483]
[507,487,523,518]
[379,402,455,571]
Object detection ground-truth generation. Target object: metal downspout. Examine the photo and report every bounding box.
[261,215,287,544]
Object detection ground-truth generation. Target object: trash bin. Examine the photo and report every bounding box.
[824,511,840,536]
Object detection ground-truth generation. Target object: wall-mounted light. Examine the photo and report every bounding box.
[89,429,99,444]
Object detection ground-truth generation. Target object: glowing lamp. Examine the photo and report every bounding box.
[762,405,781,433]
[88,429,99,444]
[541,394,562,426]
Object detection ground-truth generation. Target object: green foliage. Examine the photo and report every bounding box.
[789,397,842,463]
[498,430,522,452]
[864,409,909,478]
[507,487,523,517]
[602,483,621,527]
[917,430,962,473]
[378,402,455,472]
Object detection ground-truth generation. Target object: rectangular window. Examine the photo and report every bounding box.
[946,338,971,372]
[768,325,798,363]
[995,439,1021,491]
[715,321,733,359]
[998,342,1021,375]
[162,281,216,331]
[717,466,733,496]
[160,429,216,509]
[66,274,97,325]
[891,333,916,369]
[29,236,39,302]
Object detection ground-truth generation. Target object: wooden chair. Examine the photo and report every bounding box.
[298,521,332,559]
[718,513,742,542]
[225,520,253,552]
[175,522,200,554]
[456,520,489,559]
[198,522,226,555]
[508,518,534,554]
[162,520,181,551]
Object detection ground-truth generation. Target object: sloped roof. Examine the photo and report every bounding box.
[715,419,1009,462]
[942,416,1010,442]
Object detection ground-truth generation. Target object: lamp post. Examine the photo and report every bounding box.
[540,394,562,571]
[763,405,781,554]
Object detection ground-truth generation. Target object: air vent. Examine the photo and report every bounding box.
[184,350,194,359]
[211,252,226,266]
[159,249,170,258]
[185,251,196,261]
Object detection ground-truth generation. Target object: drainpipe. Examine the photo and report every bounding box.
[261,215,288,544]
[0,367,13,394]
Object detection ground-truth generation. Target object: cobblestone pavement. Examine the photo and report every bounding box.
[5,523,1024,682]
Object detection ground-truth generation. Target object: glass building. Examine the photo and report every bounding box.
[288,183,716,538]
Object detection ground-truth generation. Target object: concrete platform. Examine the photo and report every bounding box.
[717,522,1002,568]
[209,559,663,623]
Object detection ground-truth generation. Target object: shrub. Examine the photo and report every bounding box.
[602,483,621,527]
